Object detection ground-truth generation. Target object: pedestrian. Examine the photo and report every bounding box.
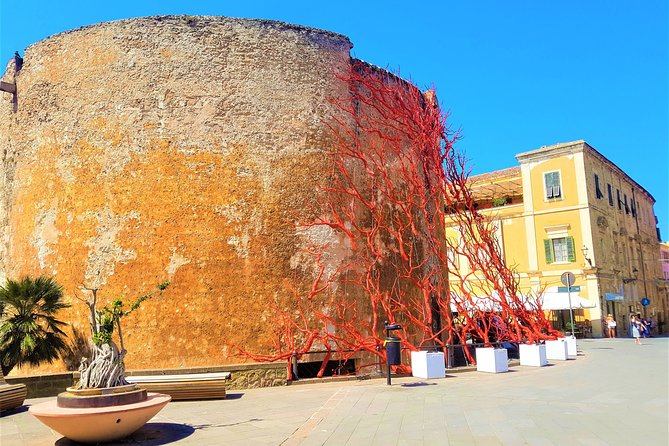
[630,314,643,345]
[646,317,655,336]
[605,314,617,338]
[637,312,649,338]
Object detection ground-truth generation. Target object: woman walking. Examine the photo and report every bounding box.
[630,314,643,345]
[605,314,617,338]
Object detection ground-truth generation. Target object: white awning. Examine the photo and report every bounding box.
[539,291,596,310]
[448,291,530,312]
[448,289,594,312]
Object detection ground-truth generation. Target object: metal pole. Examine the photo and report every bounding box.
[567,283,575,337]
[292,351,299,381]
[385,322,391,386]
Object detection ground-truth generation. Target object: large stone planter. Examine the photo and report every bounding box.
[475,347,508,373]
[519,343,547,367]
[565,335,577,356]
[29,385,170,443]
[411,351,446,379]
[545,339,568,360]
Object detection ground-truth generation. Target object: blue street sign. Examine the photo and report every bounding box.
[558,286,581,293]
[640,297,650,306]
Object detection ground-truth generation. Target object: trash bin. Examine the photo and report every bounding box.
[385,336,401,365]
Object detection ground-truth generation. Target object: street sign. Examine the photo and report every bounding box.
[558,286,581,293]
[640,297,650,306]
[561,272,576,287]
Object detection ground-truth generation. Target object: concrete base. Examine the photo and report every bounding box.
[519,343,548,367]
[545,339,568,360]
[475,348,508,373]
[411,351,445,379]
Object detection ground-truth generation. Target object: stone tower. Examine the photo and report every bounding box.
[0,16,359,371]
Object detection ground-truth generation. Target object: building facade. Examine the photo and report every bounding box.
[447,140,667,337]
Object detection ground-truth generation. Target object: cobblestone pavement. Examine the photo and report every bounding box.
[1,337,667,445]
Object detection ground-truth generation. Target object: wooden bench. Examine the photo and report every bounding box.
[0,369,28,412]
[125,371,231,401]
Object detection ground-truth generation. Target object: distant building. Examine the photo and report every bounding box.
[661,243,669,281]
[446,140,667,337]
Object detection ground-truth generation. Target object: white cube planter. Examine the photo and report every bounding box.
[565,336,577,356]
[519,343,547,367]
[475,347,508,373]
[411,351,445,379]
[545,339,568,360]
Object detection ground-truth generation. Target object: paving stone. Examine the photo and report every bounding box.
[2,338,667,445]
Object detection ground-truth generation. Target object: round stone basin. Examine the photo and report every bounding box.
[29,393,171,443]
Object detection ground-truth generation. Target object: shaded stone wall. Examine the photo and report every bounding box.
[0,16,355,373]
[5,372,77,398]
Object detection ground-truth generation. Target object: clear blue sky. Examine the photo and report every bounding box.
[1,1,667,238]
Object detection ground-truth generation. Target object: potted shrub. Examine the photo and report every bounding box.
[29,282,172,443]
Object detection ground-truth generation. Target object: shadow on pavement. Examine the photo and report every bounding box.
[0,404,29,417]
[188,418,263,430]
[401,382,438,387]
[54,422,195,446]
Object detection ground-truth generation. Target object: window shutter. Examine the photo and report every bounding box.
[566,236,576,262]
[545,174,553,198]
[544,239,553,263]
[595,175,603,199]
[553,184,561,198]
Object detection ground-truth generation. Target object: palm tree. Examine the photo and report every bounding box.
[0,276,70,376]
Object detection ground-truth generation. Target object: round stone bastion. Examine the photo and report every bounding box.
[0,16,404,372]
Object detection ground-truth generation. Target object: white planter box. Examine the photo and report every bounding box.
[519,343,547,367]
[545,339,568,360]
[565,336,577,356]
[411,351,445,379]
[475,347,508,373]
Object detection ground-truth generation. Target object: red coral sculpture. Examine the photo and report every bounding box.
[234,60,558,376]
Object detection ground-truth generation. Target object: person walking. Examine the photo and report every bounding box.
[605,314,617,338]
[630,314,643,345]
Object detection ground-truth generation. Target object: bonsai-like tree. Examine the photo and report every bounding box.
[0,276,70,376]
[75,282,169,389]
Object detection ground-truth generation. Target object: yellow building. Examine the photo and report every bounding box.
[447,140,667,337]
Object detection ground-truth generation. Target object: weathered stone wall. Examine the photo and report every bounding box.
[5,372,77,398]
[125,363,286,390]
[0,16,356,373]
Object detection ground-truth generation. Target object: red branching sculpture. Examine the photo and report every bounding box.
[234,60,559,376]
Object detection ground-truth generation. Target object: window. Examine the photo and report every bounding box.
[631,198,637,218]
[617,189,622,210]
[544,236,575,263]
[544,171,561,199]
[607,184,613,206]
[624,194,630,214]
[595,174,603,199]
